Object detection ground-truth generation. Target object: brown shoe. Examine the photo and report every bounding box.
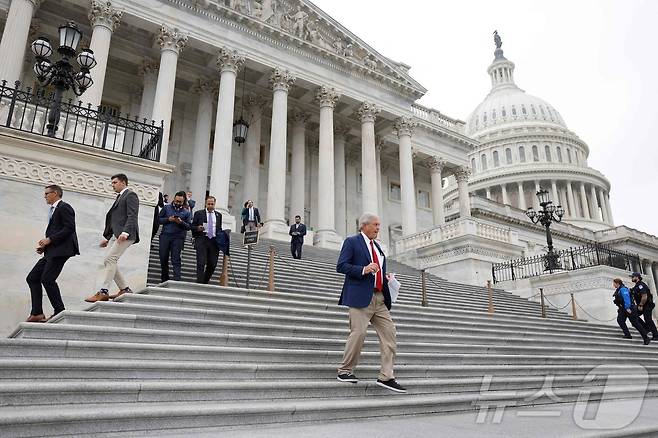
[85,291,109,303]
[109,287,132,300]
[26,314,47,323]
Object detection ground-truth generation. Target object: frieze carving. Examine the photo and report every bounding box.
[89,0,123,32]
[157,24,188,54]
[0,156,159,205]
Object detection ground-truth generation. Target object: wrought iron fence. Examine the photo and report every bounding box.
[0,80,162,161]
[492,243,642,284]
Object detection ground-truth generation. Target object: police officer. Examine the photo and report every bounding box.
[630,272,658,339]
[613,278,650,344]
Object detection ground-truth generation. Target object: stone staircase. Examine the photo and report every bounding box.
[1,233,657,436]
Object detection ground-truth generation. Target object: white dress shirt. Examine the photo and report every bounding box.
[360,231,385,286]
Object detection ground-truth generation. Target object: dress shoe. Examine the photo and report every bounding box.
[85,291,109,303]
[109,287,132,300]
[26,314,47,323]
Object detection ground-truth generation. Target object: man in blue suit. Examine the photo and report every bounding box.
[336,213,406,393]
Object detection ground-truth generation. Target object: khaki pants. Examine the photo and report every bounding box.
[100,238,134,291]
[338,292,397,381]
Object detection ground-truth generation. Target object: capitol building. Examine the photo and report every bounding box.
[1,0,657,332]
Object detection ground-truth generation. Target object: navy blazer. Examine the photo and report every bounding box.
[44,201,80,259]
[289,223,307,244]
[337,234,391,310]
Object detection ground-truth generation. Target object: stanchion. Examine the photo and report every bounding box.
[267,245,275,292]
[540,288,546,318]
[571,293,577,320]
[421,270,428,307]
[219,254,228,287]
[487,280,494,315]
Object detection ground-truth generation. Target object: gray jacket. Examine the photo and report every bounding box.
[103,189,140,244]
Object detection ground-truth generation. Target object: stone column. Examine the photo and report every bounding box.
[314,86,342,248]
[604,191,614,225]
[188,79,216,204]
[151,25,188,164]
[261,68,295,240]
[485,187,492,200]
[533,180,541,210]
[550,180,559,205]
[567,182,577,217]
[589,184,600,221]
[427,156,446,226]
[579,182,591,220]
[0,0,42,85]
[395,117,418,235]
[242,95,266,208]
[334,124,350,237]
[517,181,527,210]
[289,108,308,225]
[455,167,471,218]
[138,59,158,121]
[84,0,122,108]
[501,184,509,206]
[358,102,380,215]
[208,47,244,230]
[375,140,387,246]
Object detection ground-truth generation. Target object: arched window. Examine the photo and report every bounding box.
[531,105,537,115]
[519,146,526,163]
[521,105,527,115]
[532,145,539,162]
[512,106,517,116]
[545,145,552,162]
[556,146,563,162]
[492,109,497,120]
[567,148,572,163]
[493,150,500,167]
[481,154,488,171]
[505,148,512,164]
[501,107,507,117]
[483,112,487,122]
[471,157,476,173]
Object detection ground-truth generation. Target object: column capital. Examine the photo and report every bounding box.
[394,116,417,138]
[217,47,245,74]
[292,108,310,125]
[426,156,446,174]
[334,122,351,139]
[269,67,296,92]
[192,78,218,95]
[315,85,340,108]
[28,19,40,40]
[454,166,471,183]
[25,0,43,8]
[357,102,380,123]
[89,0,123,32]
[247,94,268,114]
[157,24,188,54]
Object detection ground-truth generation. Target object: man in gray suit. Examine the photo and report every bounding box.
[85,173,140,302]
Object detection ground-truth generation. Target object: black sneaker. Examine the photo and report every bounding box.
[337,373,358,384]
[376,379,407,393]
[623,335,632,339]
[644,337,651,345]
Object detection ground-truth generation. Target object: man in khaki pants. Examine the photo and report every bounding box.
[336,213,406,393]
[85,173,140,302]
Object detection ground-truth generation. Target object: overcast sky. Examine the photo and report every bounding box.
[313,0,658,237]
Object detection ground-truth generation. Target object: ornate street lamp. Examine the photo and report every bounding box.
[31,22,97,136]
[232,65,249,144]
[525,188,565,271]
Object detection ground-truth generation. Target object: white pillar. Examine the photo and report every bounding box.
[358,102,380,215]
[534,180,541,210]
[151,25,187,164]
[261,67,295,240]
[455,167,471,218]
[567,182,577,217]
[334,124,349,237]
[501,184,509,206]
[0,0,41,85]
[375,140,387,246]
[598,189,609,224]
[209,47,244,230]
[517,182,527,210]
[589,184,600,220]
[427,156,446,226]
[485,187,492,200]
[604,191,614,225]
[138,60,158,121]
[189,79,215,204]
[579,182,591,220]
[242,95,266,209]
[551,180,559,206]
[84,0,122,108]
[314,86,342,248]
[395,117,418,235]
[289,109,308,224]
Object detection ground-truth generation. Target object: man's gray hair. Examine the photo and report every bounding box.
[359,212,379,230]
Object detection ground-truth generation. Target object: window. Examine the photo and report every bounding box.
[417,189,430,209]
[471,157,476,173]
[531,105,537,115]
[545,145,552,162]
[567,148,572,163]
[521,105,527,115]
[512,106,517,116]
[389,182,401,201]
[492,109,497,120]
[505,148,513,164]
[556,146,563,162]
[540,106,546,117]
[493,150,500,167]
[574,150,580,164]
[532,145,539,162]
[481,154,488,171]
[501,107,507,117]
[519,146,526,163]
[483,112,487,122]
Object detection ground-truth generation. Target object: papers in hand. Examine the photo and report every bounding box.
[387,273,401,303]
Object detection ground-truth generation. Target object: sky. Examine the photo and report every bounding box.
[313,0,658,237]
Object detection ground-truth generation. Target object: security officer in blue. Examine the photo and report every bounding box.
[630,272,658,339]
[613,278,650,344]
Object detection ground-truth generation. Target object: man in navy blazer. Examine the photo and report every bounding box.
[288,215,306,259]
[336,213,406,393]
[191,196,223,284]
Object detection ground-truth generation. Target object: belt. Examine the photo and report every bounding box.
[374,288,382,293]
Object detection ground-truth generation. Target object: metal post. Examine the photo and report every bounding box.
[540,288,546,318]
[219,254,228,286]
[246,245,252,289]
[487,280,494,315]
[267,245,275,292]
[5,80,19,127]
[570,293,577,320]
[421,270,428,307]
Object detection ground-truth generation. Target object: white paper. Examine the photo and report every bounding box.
[387,273,401,303]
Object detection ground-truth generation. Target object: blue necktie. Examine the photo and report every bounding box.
[48,205,54,222]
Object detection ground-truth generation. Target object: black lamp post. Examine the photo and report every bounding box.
[31,21,97,136]
[232,66,249,144]
[525,188,565,271]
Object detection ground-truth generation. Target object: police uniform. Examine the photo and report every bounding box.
[614,283,650,343]
[631,277,658,338]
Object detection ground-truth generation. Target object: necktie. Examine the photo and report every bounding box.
[370,240,383,291]
[207,212,214,239]
[111,193,121,209]
[48,205,54,222]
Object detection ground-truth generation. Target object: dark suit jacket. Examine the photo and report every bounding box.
[44,201,80,259]
[337,234,391,310]
[241,207,261,226]
[103,189,140,244]
[289,223,307,244]
[191,209,223,241]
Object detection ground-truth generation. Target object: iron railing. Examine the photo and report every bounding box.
[492,243,642,284]
[0,80,162,161]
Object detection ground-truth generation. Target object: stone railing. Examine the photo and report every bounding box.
[595,226,658,246]
[411,103,465,133]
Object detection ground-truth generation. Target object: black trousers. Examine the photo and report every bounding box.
[639,303,658,336]
[291,241,302,259]
[195,237,220,284]
[159,234,184,282]
[617,307,649,339]
[26,256,69,316]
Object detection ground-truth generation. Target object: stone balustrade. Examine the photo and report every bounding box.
[411,103,465,133]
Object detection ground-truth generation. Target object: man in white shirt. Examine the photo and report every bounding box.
[241,200,261,232]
